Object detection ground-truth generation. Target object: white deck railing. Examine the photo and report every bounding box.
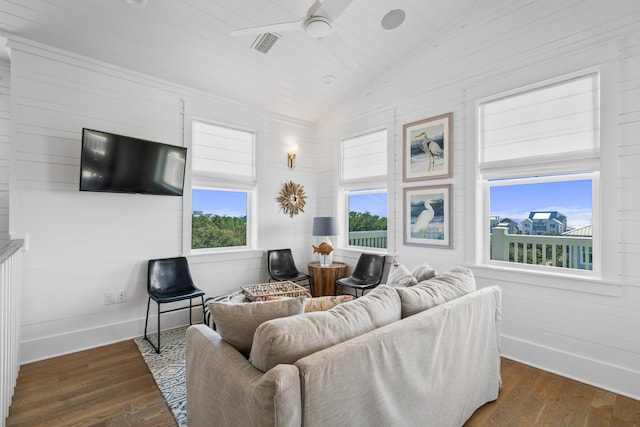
[491,227,592,270]
[1,240,24,425]
[348,230,387,249]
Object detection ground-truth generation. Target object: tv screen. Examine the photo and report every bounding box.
[79,128,187,196]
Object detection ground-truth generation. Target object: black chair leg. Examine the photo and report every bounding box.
[156,300,161,353]
[144,297,161,354]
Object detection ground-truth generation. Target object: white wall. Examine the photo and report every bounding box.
[318,0,640,399]
[7,37,317,363]
[0,59,9,244]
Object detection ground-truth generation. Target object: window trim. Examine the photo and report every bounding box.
[339,127,389,252]
[481,172,600,277]
[190,186,255,254]
[343,187,388,252]
[470,67,605,280]
[183,115,258,254]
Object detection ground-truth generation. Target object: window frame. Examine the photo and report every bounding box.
[473,69,603,279]
[482,172,600,276]
[339,127,389,252]
[184,117,258,254]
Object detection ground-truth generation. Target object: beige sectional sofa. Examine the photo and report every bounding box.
[186,267,502,427]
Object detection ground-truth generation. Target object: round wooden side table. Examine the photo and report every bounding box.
[307,261,346,297]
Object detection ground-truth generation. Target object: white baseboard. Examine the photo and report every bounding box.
[20,308,204,364]
[501,334,640,400]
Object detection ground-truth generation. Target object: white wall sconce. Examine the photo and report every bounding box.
[288,145,298,169]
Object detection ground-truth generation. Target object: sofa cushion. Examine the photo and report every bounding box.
[208,296,306,356]
[386,261,418,287]
[249,285,401,372]
[396,266,476,318]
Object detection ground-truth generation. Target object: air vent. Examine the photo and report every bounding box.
[251,33,279,54]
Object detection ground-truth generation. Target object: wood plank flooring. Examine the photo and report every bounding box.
[6,341,640,426]
[6,340,176,427]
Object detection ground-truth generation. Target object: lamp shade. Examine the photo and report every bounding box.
[312,217,338,236]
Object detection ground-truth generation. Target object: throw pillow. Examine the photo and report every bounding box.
[304,295,354,312]
[250,285,401,372]
[396,266,476,318]
[411,262,437,282]
[208,296,305,356]
[386,261,418,287]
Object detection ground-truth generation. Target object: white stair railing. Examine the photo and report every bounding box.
[0,240,24,426]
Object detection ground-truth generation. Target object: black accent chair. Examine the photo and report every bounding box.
[335,253,386,298]
[267,249,310,285]
[144,256,205,354]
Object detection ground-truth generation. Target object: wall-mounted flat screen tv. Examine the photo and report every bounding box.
[79,128,187,196]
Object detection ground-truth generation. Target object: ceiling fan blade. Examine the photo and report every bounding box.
[316,0,354,21]
[306,0,324,17]
[230,19,304,37]
[321,32,358,70]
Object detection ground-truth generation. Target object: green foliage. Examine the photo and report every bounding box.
[348,211,387,232]
[192,214,246,249]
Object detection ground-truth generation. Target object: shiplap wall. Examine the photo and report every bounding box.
[319,0,640,399]
[0,59,9,244]
[7,37,317,363]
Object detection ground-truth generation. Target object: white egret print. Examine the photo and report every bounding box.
[403,113,452,181]
[410,196,444,240]
[404,185,452,248]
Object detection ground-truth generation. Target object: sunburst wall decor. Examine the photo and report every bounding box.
[278,181,307,217]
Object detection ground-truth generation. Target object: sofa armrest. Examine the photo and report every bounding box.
[186,325,301,427]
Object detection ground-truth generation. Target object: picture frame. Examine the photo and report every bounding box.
[403,113,452,182]
[403,184,452,248]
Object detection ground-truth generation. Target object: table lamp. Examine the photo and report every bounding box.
[312,216,338,267]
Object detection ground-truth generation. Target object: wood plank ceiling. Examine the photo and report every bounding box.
[0,0,484,123]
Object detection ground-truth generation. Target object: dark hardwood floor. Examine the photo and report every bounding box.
[6,340,176,427]
[6,340,640,426]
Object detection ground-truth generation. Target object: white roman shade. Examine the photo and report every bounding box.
[192,120,256,184]
[341,129,387,183]
[478,72,600,167]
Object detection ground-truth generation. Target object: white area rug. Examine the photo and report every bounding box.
[134,327,188,427]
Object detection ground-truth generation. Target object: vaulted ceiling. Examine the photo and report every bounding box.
[0,0,483,123]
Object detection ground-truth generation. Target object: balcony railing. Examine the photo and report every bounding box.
[348,230,387,249]
[491,227,592,270]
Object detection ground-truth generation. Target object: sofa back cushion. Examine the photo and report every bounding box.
[250,285,401,372]
[208,296,306,356]
[396,266,476,318]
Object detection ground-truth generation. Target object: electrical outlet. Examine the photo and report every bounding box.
[104,292,115,305]
[116,290,126,304]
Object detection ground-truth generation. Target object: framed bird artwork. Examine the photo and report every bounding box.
[403,113,452,182]
[403,184,452,248]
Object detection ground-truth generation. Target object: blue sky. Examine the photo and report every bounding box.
[194,190,389,218]
[192,189,247,217]
[349,193,387,218]
[194,182,589,228]
[490,179,592,228]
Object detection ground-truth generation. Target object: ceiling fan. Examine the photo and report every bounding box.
[230,0,358,70]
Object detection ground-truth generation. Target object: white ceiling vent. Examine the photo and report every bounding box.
[251,33,279,54]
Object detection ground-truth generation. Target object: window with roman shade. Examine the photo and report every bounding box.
[477,71,600,274]
[340,129,388,250]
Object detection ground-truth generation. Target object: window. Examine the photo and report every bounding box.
[340,129,388,249]
[190,120,256,251]
[477,72,600,273]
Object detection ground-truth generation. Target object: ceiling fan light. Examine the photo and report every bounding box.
[381,9,405,30]
[305,16,332,39]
